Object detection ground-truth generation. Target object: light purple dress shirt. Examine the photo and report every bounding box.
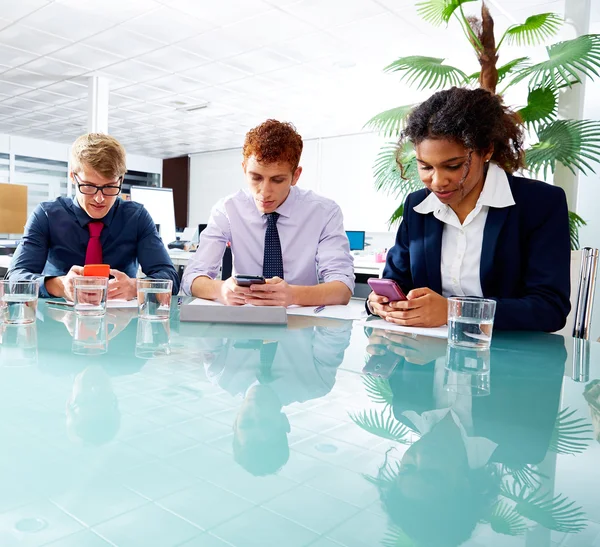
[181,186,355,295]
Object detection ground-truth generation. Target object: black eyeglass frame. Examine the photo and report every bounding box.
[73,173,123,196]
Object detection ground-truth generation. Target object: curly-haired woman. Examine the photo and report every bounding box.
[368,87,571,331]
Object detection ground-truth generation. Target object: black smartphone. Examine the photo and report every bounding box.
[362,352,401,379]
[234,275,266,287]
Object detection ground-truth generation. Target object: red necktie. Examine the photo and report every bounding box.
[85,221,104,265]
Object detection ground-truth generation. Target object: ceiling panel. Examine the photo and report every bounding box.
[159,0,273,27]
[83,28,164,58]
[49,43,124,70]
[120,6,214,44]
[0,0,53,22]
[0,0,574,158]
[20,2,116,41]
[0,24,72,56]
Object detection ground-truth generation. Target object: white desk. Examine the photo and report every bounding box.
[168,249,383,276]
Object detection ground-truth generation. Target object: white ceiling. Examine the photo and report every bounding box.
[0,0,590,159]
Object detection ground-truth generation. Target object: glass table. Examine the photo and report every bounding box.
[0,301,599,547]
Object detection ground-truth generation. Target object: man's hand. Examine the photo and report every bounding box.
[46,266,84,301]
[219,277,250,306]
[384,287,448,328]
[245,277,294,307]
[108,269,137,301]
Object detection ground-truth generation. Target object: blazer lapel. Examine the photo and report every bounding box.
[423,214,443,294]
[481,207,510,293]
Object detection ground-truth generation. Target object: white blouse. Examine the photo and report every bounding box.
[413,163,515,298]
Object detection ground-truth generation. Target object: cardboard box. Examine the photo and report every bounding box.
[0,183,28,234]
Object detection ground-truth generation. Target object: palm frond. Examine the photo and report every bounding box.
[384,56,469,90]
[510,34,600,89]
[373,144,422,228]
[524,119,600,178]
[502,463,547,490]
[416,0,477,26]
[381,525,416,547]
[349,408,412,444]
[505,13,563,47]
[569,211,586,251]
[364,105,414,138]
[549,407,594,455]
[490,501,529,536]
[518,87,558,128]
[501,482,588,533]
[362,375,393,406]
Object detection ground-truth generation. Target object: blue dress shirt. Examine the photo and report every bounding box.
[7,196,179,297]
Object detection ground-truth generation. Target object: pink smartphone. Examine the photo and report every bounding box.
[367,278,408,302]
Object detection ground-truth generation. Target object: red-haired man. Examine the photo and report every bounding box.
[182,119,354,307]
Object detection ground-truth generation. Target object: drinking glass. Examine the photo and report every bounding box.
[72,315,108,356]
[0,280,38,325]
[448,297,496,349]
[0,322,38,366]
[135,318,171,359]
[137,279,172,320]
[444,345,491,397]
[73,276,108,316]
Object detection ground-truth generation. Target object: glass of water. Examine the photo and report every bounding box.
[444,345,491,397]
[0,280,39,324]
[0,322,38,366]
[73,276,108,316]
[137,279,172,321]
[448,297,496,349]
[72,315,108,356]
[135,318,171,359]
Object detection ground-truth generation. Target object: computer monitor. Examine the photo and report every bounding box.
[346,230,365,251]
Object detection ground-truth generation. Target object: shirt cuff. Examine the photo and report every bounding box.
[322,274,355,293]
[38,275,52,298]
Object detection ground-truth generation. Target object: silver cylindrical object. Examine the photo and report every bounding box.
[573,247,599,340]
[572,337,590,382]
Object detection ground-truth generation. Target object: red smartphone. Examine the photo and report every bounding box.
[367,278,407,302]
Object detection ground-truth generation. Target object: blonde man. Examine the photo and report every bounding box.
[8,133,179,300]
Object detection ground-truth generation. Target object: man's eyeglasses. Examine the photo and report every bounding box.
[74,173,123,196]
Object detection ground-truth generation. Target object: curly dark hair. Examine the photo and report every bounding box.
[399,87,525,174]
[243,119,303,170]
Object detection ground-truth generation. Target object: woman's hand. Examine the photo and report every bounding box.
[367,330,448,365]
[384,287,447,328]
[367,291,391,317]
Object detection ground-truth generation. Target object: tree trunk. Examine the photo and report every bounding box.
[478,2,499,93]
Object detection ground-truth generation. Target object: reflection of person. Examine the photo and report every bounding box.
[200,320,352,475]
[367,87,570,332]
[8,133,179,301]
[182,119,354,307]
[66,364,120,445]
[370,331,566,546]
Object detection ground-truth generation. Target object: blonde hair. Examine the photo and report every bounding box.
[70,133,127,180]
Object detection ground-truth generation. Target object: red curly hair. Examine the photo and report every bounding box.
[243,119,303,170]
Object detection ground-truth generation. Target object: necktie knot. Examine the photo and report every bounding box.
[267,212,279,227]
[88,221,104,238]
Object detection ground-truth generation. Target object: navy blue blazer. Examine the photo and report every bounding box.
[8,197,179,297]
[383,172,571,332]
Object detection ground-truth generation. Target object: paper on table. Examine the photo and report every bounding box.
[107,299,139,309]
[287,303,367,321]
[357,318,448,339]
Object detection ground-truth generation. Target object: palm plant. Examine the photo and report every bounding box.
[365,1,600,248]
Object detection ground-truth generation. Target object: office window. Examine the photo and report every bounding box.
[0,153,9,183]
[122,170,160,195]
[13,155,69,216]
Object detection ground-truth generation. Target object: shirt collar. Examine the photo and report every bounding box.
[273,186,296,219]
[413,163,515,216]
[71,195,119,227]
